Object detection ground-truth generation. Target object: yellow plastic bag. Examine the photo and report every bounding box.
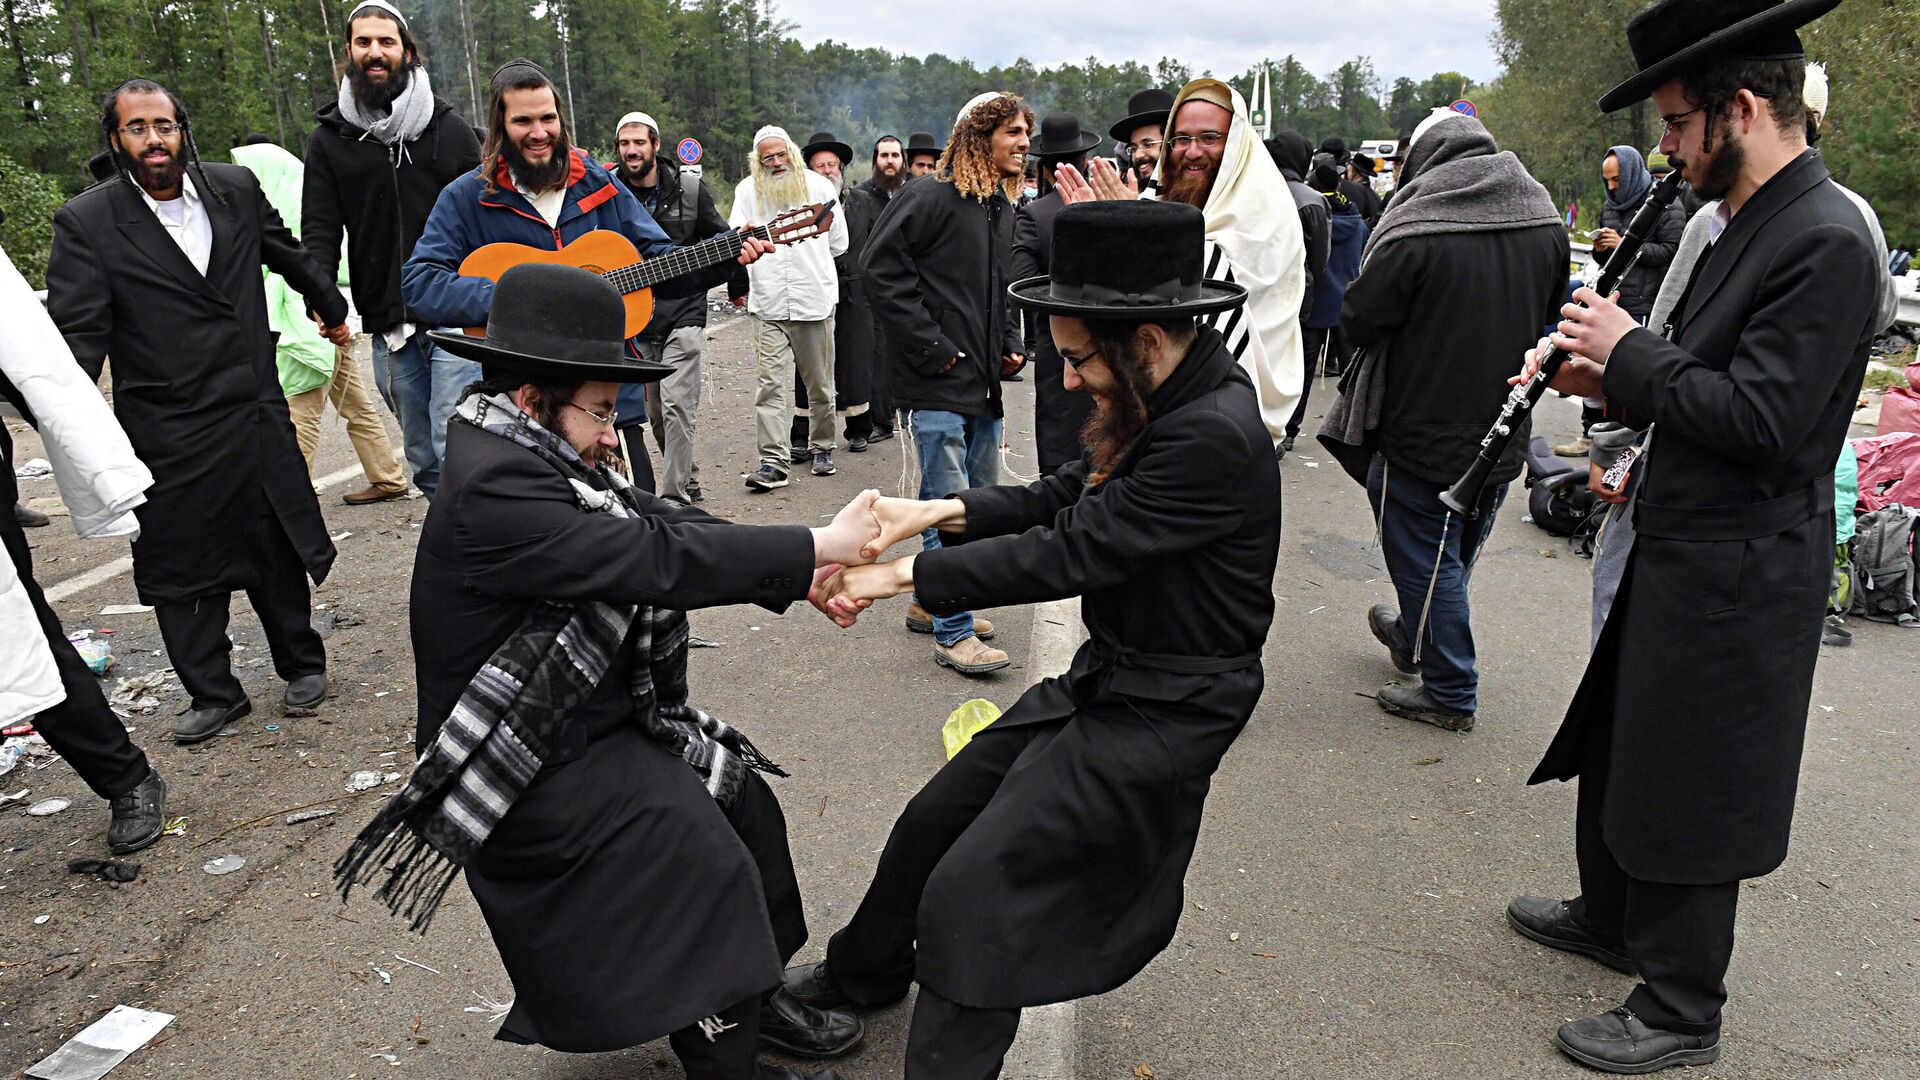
[941,699,1002,760]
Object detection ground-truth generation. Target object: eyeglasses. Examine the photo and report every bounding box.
[1058,346,1101,371]
[1121,137,1164,153]
[118,122,181,138]
[1657,104,1706,138]
[564,401,617,427]
[759,150,789,166]
[1167,131,1227,152]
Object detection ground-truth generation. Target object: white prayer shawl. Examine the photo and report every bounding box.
[1149,79,1306,445]
[0,244,154,723]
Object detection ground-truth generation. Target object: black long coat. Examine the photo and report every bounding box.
[910,330,1282,1008]
[829,182,879,412]
[46,167,349,605]
[412,421,816,1049]
[1531,151,1880,884]
[1011,190,1095,474]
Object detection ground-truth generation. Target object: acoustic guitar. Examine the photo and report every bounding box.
[456,201,837,338]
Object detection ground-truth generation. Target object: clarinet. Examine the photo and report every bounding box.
[1439,170,1685,517]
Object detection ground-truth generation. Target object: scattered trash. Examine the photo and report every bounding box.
[688,634,724,648]
[3,718,33,737]
[0,743,24,777]
[160,817,188,837]
[3,787,31,804]
[14,457,52,479]
[22,1004,174,1080]
[108,670,176,716]
[368,1051,398,1064]
[1303,461,1319,468]
[393,953,441,975]
[284,807,337,825]
[26,798,71,816]
[263,724,280,733]
[329,611,365,629]
[383,771,401,783]
[1228,932,1240,942]
[346,770,385,792]
[98,604,154,616]
[1413,756,1443,766]
[201,855,246,876]
[465,991,513,1022]
[370,964,393,986]
[1133,1064,1156,1080]
[1306,605,1327,615]
[34,914,50,925]
[68,858,140,883]
[69,632,113,675]
[942,699,1002,760]
[330,530,354,542]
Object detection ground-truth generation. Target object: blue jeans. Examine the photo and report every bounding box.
[909,409,1002,646]
[1366,454,1505,713]
[369,331,482,499]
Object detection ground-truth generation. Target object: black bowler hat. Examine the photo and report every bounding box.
[1598,0,1841,112]
[1034,113,1100,158]
[904,131,941,159]
[1108,88,1175,143]
[801,130,853,167]
[1008,201,1245,318]
[428,264,673,384]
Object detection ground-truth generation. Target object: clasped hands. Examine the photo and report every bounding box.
[806,493,965,628]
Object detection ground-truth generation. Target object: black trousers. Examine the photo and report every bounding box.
[152,510,324,710]
[1288,327,1335,439]
[825,719,1062,1073]
[1569,705,1738,1036]
[4,525,150,800]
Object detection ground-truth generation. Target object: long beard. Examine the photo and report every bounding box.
[506,132,572,193]
[116,146,185,194]
[348,59,411,113]
[1079,346,1154,483]
[1680,126,1744,202]
[753,164,811,215]
[874,165,904,193]
[1162,164,1216,207]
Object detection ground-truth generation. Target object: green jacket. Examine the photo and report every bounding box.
[231,142,336,397]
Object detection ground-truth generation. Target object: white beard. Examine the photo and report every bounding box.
[752,162,812,217]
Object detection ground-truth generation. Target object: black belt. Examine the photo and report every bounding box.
[1633,482,1826,542]
[1088,639,1260,675]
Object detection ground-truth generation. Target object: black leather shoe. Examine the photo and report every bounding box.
[756,1065,844,1080]
[867,426,895,443]
[173,698,251,744]
[283,672,327,716]
[1377,681,1474,731]
[847,436,868,453]
[107,770,167,854]
[1557,1006,1719,1073]
[758,986,861,1058]
[1368,603,1418,674]
[1507,896,1636,974]
[780,961,852,1009]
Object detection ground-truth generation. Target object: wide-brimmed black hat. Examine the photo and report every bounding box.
[1598,0,1840,112]
[904,131,941,158]
[428,263,673,384]
[1108,88,1175,143]
[801,130,853,166]
[1035,113,1100,158]
[1009,201,1245,318]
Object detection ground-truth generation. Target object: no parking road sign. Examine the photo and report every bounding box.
[1449,98,1478,118]
[677,138,703,165]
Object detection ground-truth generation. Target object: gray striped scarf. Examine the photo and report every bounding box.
[334,392,785,931]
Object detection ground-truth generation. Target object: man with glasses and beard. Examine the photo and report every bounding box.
[789,200,1281,1079]
[1109,87,1174,190]
[47,79,352,743]
[403,60,769,490]
[304,0,481,500]
[849,135,908,443]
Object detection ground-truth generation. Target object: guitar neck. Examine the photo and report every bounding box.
[605,225,773,296]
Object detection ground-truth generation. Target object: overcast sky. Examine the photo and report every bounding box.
[774,0,1504,87]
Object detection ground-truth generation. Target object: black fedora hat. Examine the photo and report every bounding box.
[1108,88,1175,143]
[428,264,674,384]
[1598,0,1841,112]
[904,131,941,158]
[1035,113,1100,158]
[1009,201,1245,318]
[801,130,853,166]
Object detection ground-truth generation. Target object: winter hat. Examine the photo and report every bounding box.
[1803,61,1829,128]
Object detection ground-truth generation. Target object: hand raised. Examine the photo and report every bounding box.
[1085,157,1139,200]
[811,488,881,567]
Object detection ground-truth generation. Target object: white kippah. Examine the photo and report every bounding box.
[347,0,408,30]
[1803,62,1829,128]
[955,91,1003,128]
[615,111,659,139]
[1410,106,1468,150]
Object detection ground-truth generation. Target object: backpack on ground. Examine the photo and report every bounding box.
[1523,436,1604,550]
[1849,503,1919,625]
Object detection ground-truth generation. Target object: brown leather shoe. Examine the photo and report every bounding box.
[342,484,409,505]
[934,635,1011,675]
[905,601,994,640]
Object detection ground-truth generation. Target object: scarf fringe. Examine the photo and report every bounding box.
[333,823,461,934]
[725,729,789,779]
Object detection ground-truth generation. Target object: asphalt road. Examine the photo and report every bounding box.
[3,311,1914,1079]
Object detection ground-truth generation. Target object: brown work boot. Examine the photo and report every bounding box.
[905,601,994,640]
[342,483,409,505]
[1551,436,1592,457]
[933,635,1011,675]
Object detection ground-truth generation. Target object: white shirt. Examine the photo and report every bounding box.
[515,183,566,228]
[137,171,212,277]
[728,169,848,322]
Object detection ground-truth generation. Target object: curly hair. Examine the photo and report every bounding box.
[938,93,1034,203]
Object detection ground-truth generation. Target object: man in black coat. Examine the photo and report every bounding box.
[1266,130,1333,453]
[608,109,746,505]
[860,93,1031,676]
[1335,110,1567,731]
[49,79,350,743]
[850,135,908,441]
[302,1,482,499]
[1320,138,1383,227]
[788,200,1281,1080]
[799,131,879,453]
[1012,113,1101,474]
[1509,0,1879,1072]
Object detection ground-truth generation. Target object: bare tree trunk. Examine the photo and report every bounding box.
[64,1,93,87]
[317,0,336,77]
[258,7,289,144]
[1,0,39,123]
[556,0,577,124]
[456,0,480,121]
